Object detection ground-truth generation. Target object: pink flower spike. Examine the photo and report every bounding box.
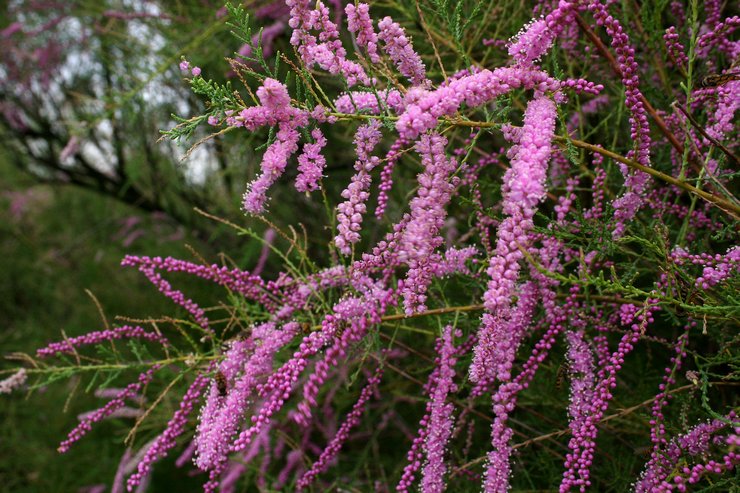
[295,128,328,192]
[377,16,427,86]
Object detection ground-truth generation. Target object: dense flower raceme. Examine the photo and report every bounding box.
[334,120,384,254]
[398,133,459,314]
[397,325,462,493]
[377,15,428,86]
[419,326,459,493]
[471,95,558,386]
[9,0,740,492]
[295,128,327,192]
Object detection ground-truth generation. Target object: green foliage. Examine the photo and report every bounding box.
[0,159,221,492]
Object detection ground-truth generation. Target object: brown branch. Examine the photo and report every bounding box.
[671,103,739,164]
[573,14,699,173]
[453,382,739,474]
[560,137,740,219]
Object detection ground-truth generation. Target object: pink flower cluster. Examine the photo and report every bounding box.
[399,133,458,314]
[377,16,427,86]
[286,0,370,86]
[0,369,27,394]
[126,374,209,490]
[346,3,380,63]
[472,96,557,385]
[58,367,160,453]
[334,120,383,254]
[15,0,740,492]
[295,128,327,192]
[238,78,310,213]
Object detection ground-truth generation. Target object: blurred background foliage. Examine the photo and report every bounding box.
[0,1,259,490]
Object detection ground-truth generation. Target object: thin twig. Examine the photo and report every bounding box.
[671,103,739,164]
[559,137,740,219]
[125,373,184,445]
[85,289,110,332]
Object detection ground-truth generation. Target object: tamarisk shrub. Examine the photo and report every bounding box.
[3,0,739,491]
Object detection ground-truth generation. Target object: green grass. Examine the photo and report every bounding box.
[0,162,222,492]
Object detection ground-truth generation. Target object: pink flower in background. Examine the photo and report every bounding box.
[59,136,80,161]
[0,369,27,394]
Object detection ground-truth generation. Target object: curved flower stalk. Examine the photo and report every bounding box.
[395,67,600,140]
[58,366,160,453]
[647,331,690,455]
[510,0,658,235]
[121,255,267,302]
[585,0,652,236]
[121,257,211,331]
[37,325,169,358]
